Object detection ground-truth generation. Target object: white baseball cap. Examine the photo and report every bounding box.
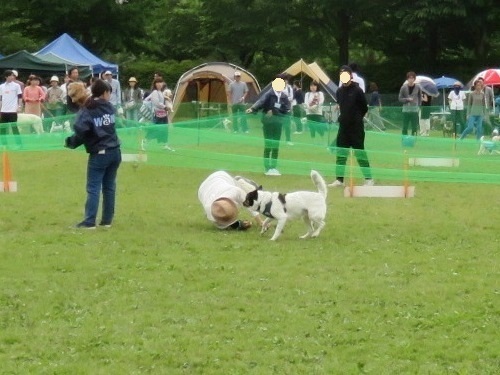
[12,70,18,77]
[104,70,112,75]
[234,71,241,76]
[50,75,59,82]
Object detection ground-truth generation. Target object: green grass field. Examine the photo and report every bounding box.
[0,122,499,374]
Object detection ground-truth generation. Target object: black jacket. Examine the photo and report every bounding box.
[337,82,368,128]
[251,90,291,116]
[65,99,120,154]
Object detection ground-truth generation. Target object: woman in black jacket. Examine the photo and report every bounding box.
[66,79,122,229]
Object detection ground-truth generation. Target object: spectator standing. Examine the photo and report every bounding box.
[459,79,486,140]
[66,67,82,114]
[398,71,422,136]
[279,73,294,145]
[246,77,290,176]
[45,76,65,118]
[448,81,466,136]
[143,77,174,151]
[292,80,305,134]
[304,81,326,141]
[476,77,494,134]
[11,70,25,92]
[419,92,432,136]
[23,75,45,117]
[349,63,366,93]
[0,70,23,148]
[229,71,249,133]
[329,65,373,187]
[64,79,122,229]
[103,71,122,113]
[122,77,143,121]
[367,82,385,130]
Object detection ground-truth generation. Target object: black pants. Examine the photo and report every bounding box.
[0,112,22,146]
[307,114,327,138]
[262,116,283,170]
[292,105,305,132]
[450,109,465,135]
[335,126,371,181]
[402,112,419,135]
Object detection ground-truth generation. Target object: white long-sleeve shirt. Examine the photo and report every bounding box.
[198,171,258,228]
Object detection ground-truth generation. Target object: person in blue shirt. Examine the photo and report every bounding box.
[65,79,122,229]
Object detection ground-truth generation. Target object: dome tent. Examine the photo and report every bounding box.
[171,62,260,121]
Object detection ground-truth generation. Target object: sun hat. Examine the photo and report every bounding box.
[50,76,59,82]
[128,77,137,82]
[211,198,238,228]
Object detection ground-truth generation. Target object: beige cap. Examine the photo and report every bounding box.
[234,71,241,76]
[211,198,238,228]
[129,77,137,82]
[50,75,59,82]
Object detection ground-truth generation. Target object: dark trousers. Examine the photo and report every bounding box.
[231,104,248,132]
[292,105,304,132]
[402,112,419,135]
[146,116,168,143]
[262,116,283,170]
[83,147,122,226]
[307,114,327,138]
[0,112,22,146]
[335,127,371,181]
[450,109,465,135]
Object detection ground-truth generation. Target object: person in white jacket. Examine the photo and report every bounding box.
[198,171,264,230]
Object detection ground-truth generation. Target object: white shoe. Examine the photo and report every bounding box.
[265,168,281,176]
[293,131,303,135]
[287,142,294,146]
[328,180,344,187]
[363,179,375,186]
[163,144,175,151]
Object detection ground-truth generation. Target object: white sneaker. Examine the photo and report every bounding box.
[265,168,281,176]
[363,179,375,186]
[293,131,303,135]
[287,142,294,146]
[163,144,175,151]
[328,179,344,187]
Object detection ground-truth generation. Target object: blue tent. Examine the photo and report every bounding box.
[35,33,118,75]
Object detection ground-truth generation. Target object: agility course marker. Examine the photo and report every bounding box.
[122,130,148,163]
[344,185,415,198]
[344,149,415,198]
[121,153,148,163]
[1,150,18,192]
[408,157,459,167]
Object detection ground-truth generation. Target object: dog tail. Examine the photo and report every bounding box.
[311,170,327,199]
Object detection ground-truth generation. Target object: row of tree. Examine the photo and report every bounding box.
[1,0,499,92]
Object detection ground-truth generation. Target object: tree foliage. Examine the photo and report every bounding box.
[1,0,499,91]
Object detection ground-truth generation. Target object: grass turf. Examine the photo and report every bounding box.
[0,136,499,374]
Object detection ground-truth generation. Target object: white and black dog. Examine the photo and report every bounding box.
[243,170,328,241]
